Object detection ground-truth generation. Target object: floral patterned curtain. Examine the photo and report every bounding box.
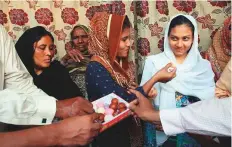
[0,0,230,82]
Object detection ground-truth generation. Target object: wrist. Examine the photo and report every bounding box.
[149,110,161,124]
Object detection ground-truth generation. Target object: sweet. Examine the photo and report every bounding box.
[111,98,119,104]
[109,103,117,110]
[105,108,114,115]
[97,107,105,114]
[118,102,126,109]
[167,67,174,73]
[93,97,128,123]
[104,114,114,122]
[96,102,104,108]
[99,113,105,122]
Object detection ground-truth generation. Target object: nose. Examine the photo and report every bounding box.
[176,40,183,48]
[126,39,131,47]
[44,48,52,56]
[78,37,83,43]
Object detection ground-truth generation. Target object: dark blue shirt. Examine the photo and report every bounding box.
[86,61,145,102]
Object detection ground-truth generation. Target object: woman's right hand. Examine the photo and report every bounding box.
[155,63,176,83]
[215,87,231,98]
[65,41,84,62]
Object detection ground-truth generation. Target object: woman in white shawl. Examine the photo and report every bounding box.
[140,14,215,146]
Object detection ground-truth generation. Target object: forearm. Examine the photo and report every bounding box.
[0,124,59,147]
[142,74,159,94]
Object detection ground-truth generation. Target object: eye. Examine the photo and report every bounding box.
[170,36,178,41]
[121,36,130,42]
[49,45,55,51]
[183,37,189,41]
[37,45,46,50]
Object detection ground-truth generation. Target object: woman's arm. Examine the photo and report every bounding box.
[86,62,144,102]
[140,58,176,96]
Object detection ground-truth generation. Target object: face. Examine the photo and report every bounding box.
[71,27,89,51]
[33,35,55,69]
[117,28,133,58]
[168,24,193,58]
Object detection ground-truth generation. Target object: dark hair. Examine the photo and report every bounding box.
[168,15,194,36]
[15,26,54,77]
[122,16,131,31]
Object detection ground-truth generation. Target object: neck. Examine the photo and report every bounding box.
[34,68,43,75]
[175,55,187,64]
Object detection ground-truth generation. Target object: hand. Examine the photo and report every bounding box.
[55,97,94,119]
[155,63,176,83]
[65,41,84,62]
[155,124,163,131]
[215,87,230,99]
[128,82,138,90]
[147,87,157,99]
[56,113,102,146]
[129,89,161,124]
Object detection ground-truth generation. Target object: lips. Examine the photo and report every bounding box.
[44,59,51,63]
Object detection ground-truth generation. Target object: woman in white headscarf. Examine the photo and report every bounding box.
[140,14,215,146]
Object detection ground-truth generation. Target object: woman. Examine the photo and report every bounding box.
[61,24,90,97]
[86,12,176,147]
[205,17,231,99]
[15,26,82,100]
[206,16,231,81]
[140,14,215,146]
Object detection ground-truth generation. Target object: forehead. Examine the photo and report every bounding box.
[121,28,131,37]
[36,35,53,45]
[72,27,87,36]
[169,24,193,36]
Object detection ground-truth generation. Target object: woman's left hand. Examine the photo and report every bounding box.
[148,87,157,99]
[128,82,139,90]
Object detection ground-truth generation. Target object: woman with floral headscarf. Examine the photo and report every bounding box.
[86,12,176,147]
[205,16,231,99]
[140,14,215,146]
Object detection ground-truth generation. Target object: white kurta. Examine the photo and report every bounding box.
[0,25,56,126]
[160,97,231,136]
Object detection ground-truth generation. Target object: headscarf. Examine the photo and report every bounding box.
[88,12,135,88]
[206,16,231,80]
[61,24,91,73]
[152,14,215,108]
[15,26,54,77]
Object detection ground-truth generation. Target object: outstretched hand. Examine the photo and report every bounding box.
[56,97,94,119]
[129,89,161,124]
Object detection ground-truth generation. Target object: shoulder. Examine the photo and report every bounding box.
[87,61,106,71]
[49,60,67,72]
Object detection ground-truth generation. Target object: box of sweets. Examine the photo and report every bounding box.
[92,93,131,132]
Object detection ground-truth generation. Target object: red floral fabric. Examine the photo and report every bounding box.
[61,8,79,25]
[35,8,53,26]
[130,1,149,18]
[9,9,28,26]
[173,0,196,13]
[137,38,150,56]
[0,10,7,25]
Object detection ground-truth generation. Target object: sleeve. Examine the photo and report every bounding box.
[86,62,144,102]
[160,97,231,136]
[140,57,161,105]
[1,25,56,125]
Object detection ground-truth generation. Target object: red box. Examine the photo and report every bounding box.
[92,93,131,132]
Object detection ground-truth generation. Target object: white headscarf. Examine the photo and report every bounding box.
[153,14,215,109]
